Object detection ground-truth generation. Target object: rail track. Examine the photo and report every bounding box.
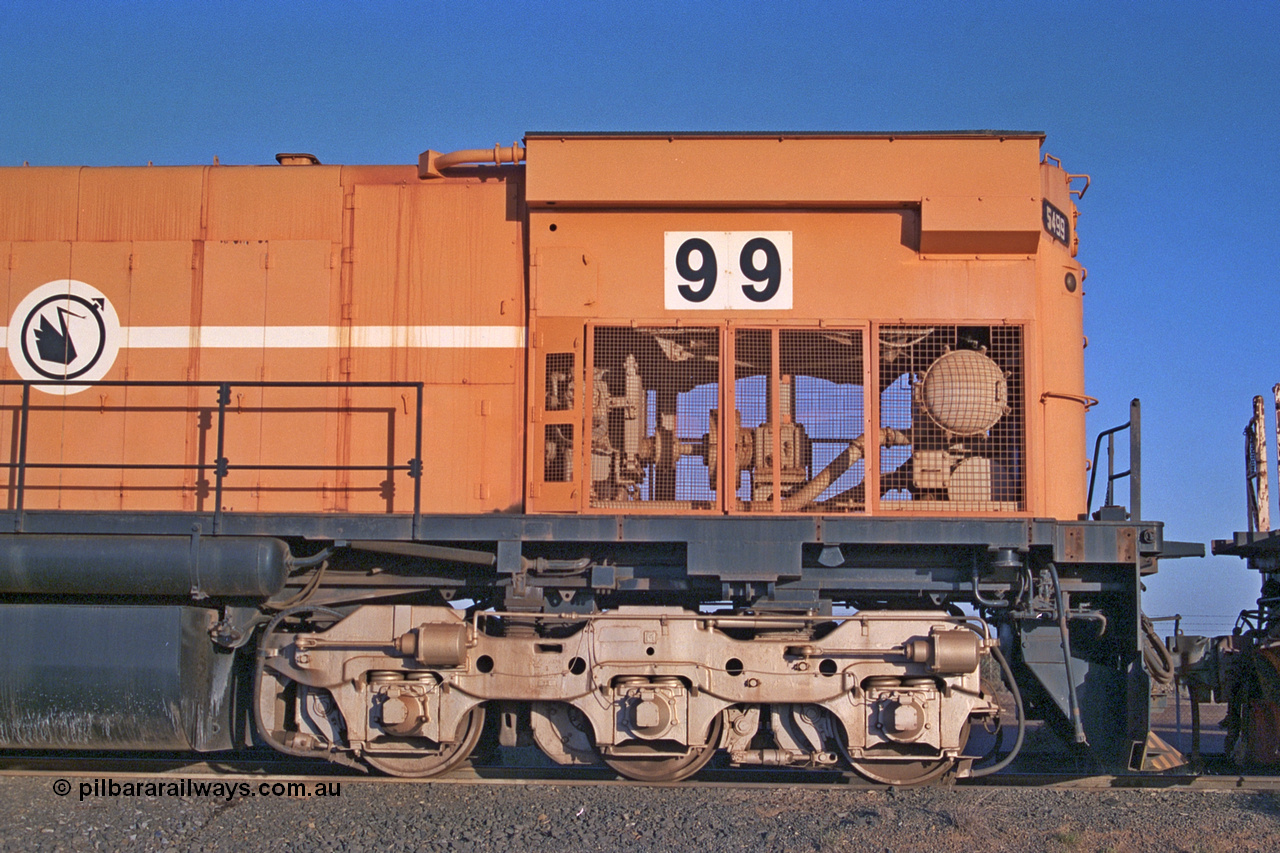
[4,752,1278,791]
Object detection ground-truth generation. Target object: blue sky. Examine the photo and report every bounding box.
[3,0,1277,634]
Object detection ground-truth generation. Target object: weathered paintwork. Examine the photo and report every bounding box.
[0,133,1086,522]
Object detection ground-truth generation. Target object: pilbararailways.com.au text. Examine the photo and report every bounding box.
[58,778,342,801]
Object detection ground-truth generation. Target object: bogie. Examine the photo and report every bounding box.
[255,604,997,780]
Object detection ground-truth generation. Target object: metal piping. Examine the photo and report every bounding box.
[1070,609,1108,638]
[419,144,525,179]
[970,643,1026,777]
[349,540,498,567]
[780,428,911,512]
[781,439,865,512]
[971,566,1010,609]
[1048,562,1088,744]
[290,547,334,569]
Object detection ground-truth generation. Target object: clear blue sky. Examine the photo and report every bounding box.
[3,0,1276,634]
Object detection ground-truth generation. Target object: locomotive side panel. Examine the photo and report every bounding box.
[0,165,527,516]
[184,165,343,514]
[522,136,1042,207]
[118,242,200,510]
[0,170,74,507]
[60,239,132,510]
[524,135,1083,520]
[5,239,75,510]
[346,181,525,514]
[1035,161,1089,518]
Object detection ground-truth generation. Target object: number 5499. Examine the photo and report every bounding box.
[664,232,793,310]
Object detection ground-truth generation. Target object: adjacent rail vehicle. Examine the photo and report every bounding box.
[0,134,1204,783]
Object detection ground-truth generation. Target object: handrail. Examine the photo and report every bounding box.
[1087,398,1141,520]
[0,379,426,538]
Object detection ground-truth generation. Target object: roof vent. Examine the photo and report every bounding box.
[275,153,321,166]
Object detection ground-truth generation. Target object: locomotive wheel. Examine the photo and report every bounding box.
[363,706,486,778]
[601,712,724,783]
[842,720,970,787]
[846,754,955,786]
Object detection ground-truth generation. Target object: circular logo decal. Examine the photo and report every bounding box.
[7,280,121,395]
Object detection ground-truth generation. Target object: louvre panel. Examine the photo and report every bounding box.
[589,326,719,509]
[207,167,343,242]
[0,168,78,242]
[77,167,203,242]
[877,325,1024,512]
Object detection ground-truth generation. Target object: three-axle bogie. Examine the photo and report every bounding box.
[261,604,996,777]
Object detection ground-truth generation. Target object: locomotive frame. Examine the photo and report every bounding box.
[0,132,1198,782]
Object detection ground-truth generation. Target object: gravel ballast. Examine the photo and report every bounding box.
[2,775,1278,853]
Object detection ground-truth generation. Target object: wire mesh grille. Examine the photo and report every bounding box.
[731,329,867,512]
[781,330,865,513]
[545,353,575,412]
[544,424,574,482]
[733,329,772,511]
[582,324,1018,513]
[589,326,719,509]
[878,325,1023,512]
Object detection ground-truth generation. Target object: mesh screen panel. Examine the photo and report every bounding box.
[733,329,773,511]
[878,325,1023,512]
[581,324,1017,514]
[544,424,574,482]
[545,352,575,411]
[731,329,865,512]
[781,330,865,512]
[589,326,719,509]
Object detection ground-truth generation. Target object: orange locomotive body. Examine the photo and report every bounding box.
[0,158,524,515]
[0,135,1186,781]
[0,133,1084,521]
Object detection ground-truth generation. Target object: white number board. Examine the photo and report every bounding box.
[664,232,793,310]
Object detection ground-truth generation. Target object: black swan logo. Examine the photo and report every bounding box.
[33,306,82,365]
